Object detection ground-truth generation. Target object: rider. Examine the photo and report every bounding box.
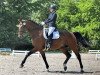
[43,4,57,49]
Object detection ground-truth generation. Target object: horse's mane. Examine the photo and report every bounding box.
[28,20,37,25]
[28,20,42,28]
[26,20,43,30]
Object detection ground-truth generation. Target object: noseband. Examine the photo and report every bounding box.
[18,21,26,33]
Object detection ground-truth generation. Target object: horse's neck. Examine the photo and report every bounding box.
[26,24,43,39]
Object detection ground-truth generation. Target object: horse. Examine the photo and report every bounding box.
[17,19,85,72]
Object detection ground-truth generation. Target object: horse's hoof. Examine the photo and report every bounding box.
[46,69,49,72]
[20,64,24,68]
[81,69,84,73]
[64,66,67,71]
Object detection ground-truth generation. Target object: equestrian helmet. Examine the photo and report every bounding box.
[50,4,56,10]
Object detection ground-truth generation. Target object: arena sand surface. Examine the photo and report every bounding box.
[0,53,100,75]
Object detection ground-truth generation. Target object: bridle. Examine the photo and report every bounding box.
[17,20,26,37]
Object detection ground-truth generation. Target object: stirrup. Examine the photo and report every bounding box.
[47,43,50,48]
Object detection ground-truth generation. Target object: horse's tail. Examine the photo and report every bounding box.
[73,32,90,48]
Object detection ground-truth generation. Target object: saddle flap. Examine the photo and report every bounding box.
[43,28,60,39]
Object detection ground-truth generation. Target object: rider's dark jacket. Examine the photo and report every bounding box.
[45,12,57,28]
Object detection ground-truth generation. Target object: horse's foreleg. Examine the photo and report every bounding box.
[20,50,36,68]
[40,51,49,71]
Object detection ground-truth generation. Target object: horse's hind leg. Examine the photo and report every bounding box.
[61,48,71,71]
[75,52,84,72]
[20,50,36,68]
[65,32,84,72]
[72,48,84,72]
[68,44,84,72]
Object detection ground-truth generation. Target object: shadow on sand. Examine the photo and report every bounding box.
[43,70,93,74]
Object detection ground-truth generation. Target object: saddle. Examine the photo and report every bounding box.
[43,28,60,39]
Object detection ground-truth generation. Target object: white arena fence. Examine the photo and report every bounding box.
[89,50,100,60]
[11,50,40,57]
[11,50,76,58]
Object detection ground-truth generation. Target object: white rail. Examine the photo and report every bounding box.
[89,50,100,60]
[11,50,40,57]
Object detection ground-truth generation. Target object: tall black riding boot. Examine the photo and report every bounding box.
[46,33,53,49]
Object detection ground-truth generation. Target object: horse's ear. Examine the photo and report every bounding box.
[18,18,22,22]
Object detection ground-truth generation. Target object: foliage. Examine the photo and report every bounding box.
[57,0,100,49]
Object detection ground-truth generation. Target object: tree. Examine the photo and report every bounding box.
[57,0,100,49]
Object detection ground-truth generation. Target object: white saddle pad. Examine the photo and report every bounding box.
[43,28,60,39]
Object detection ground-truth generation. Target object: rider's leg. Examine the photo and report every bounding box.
[46,27,55,48]
[48,27,55,36]
[47,33,53,45]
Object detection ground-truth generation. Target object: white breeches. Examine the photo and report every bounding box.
[48,27,55,36]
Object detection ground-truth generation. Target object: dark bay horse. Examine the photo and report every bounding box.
[17,19,84,72]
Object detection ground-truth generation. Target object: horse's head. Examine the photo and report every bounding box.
[17,18,42,38]
[16,18,26,38]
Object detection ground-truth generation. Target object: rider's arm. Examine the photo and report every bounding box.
[45,13,57,24]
